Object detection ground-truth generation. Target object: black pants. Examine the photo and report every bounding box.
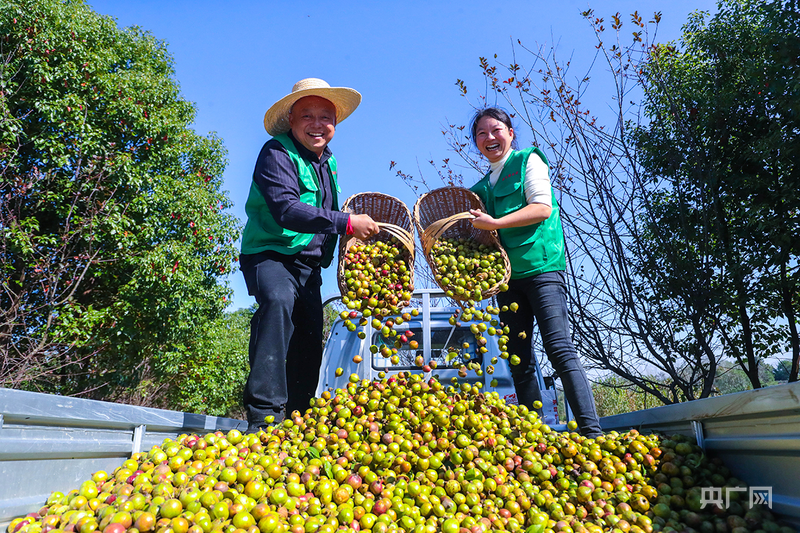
[240,253,323,426]
[498,271,602,437]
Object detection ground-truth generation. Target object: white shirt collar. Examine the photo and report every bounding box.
[491,150,512,172]
[488,150,513,185]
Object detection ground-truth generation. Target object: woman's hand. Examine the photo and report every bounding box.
[470,204,552,231]
[469,209,498,230]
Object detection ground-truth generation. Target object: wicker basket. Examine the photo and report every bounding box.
[413,186,511,302]
[337,192,415,301]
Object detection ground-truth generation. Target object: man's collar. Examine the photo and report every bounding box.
[286,130,332,163]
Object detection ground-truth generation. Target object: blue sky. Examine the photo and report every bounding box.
[88,0,718,311]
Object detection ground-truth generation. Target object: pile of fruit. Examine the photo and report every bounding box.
[430,238,507,302]
[8,374,792,533]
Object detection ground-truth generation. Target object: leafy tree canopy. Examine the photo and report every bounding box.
[1,0,241,402]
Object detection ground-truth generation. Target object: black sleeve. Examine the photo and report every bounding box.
[253,141,349,234]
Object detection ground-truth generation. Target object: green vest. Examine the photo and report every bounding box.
[240,133,340,267]
[470,148,566,279]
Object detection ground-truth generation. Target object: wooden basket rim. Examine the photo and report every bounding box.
[342,191,414,233]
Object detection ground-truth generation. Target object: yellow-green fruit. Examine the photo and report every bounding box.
[430,237,507,302]
[4,374,749,533]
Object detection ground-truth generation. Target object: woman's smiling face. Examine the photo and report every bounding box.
[474,116,514,163]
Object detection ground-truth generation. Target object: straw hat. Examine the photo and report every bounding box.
[263,78,362,136]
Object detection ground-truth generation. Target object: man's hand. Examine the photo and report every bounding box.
[350,214,380,240]
[469,209,498,230]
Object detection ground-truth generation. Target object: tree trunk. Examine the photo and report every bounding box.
[780,261,800,382]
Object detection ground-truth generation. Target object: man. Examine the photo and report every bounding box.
[240,78,379,433]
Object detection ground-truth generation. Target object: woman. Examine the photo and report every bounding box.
[468,107,602,437]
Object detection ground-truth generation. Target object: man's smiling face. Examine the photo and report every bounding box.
[288,96,336,157]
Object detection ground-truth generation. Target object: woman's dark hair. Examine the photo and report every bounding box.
[470,107,518,149]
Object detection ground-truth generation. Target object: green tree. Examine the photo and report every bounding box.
[0,0,240,403]
[322,302,341,350]
[591,376,666,417]
[773,359,792,382]
[713,360,776,395]
[165,307,253,417]
[635,0,800,386]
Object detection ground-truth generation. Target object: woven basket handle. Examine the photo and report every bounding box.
[377,222,413,249]
[420,211,475,256]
